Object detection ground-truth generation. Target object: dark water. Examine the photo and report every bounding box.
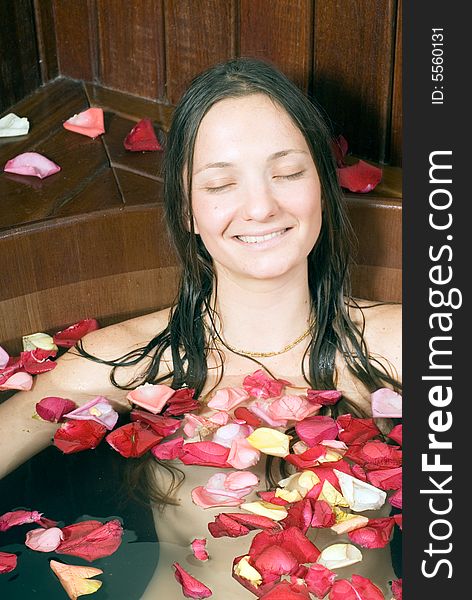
[0,442,159,599]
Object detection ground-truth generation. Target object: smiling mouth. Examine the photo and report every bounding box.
[236,229,289,244]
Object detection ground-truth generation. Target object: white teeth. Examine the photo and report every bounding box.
[237,230,286,244]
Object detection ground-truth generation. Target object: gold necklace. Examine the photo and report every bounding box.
[219,323,313,358]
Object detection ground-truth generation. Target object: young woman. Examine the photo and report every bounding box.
[0,58,401,598]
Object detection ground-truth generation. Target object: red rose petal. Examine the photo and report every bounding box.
[130,409,181,436]
[345,440,402,470]
[331,135,349,167]
[208,514,250,538]
[254,545,298,577]
[106,422,162,458]
[259,580,311,599]
[36,396,78,423]
[388,424,403,446]
[53,319,100,348]
[151,436,185,460]
[389,487,402,509]
[366,467,402,490]
[305,563,337,598]
[234,406,263,427]
[123,118,162,151]
[295,416,338,446]
[391,578,402,600]
[336,415,381,445]
[54,420,107,454]
[0,509,43,532]
[348,517,395,549]
[164,388,199,416]
[173,562,212,599]
[191,538,209,561]
[337,160,382,193]
[56,519,123,561]
[310,499,336,528]
[329,575,384,600]
[306,389,342,406]
[282,498,313,533]
[180,441,231,467]
[0,551,17,574]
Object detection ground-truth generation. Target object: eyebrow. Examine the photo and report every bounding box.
[194,149,308,175]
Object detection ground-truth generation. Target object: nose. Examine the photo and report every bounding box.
[240,177,279,221]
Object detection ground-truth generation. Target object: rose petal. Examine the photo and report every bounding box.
[240,501,288,521]
[234,406,263,426]
[334,469,387,511]
[151,436,185,460]
[331,135,348,167]
[329,575,384,600]
[0,345,9,369]
[295,416,338,446]
[391,578,402,600]
[345,440,402,470]
[0,112,29,137]
[246,427,291,457]
[164,387,199,416]
[63,396,118,430]
[348,517,395,549]
[0,551,17,574]
[53,319,100,348]
[336,415,381,445]
[49,560,103,600]
[269,395,321,422]
[389,487,402,509]
[63,107,105,138]
[305,563,337,598]
[366,467,402,491]
[22,332,57,352]
[212,423,252,448]
[126,383,175,414]
[130,409,181,436]
[180,441,231,467]
[307,389,342,406]
[25,527,64,552]
[36,397,78,423]
[330,510,369,535]
[173,562,212,598]
[227,437,261,469]
[317,543,363,570]
[243,370,289,399]
[0,370,33,391]
[254,545,298,577]
[4,152,61,179]
[207,387,249,411]
[57,519,123,561]
[191,538,209,561]
[0,509,44,532]
[371,388,402,418]
[388,424,403,446]
[106,422,162,458]
[233,555,264,588]
[123,118,162,151]
[337,160,382,193]
[54,420,107,454]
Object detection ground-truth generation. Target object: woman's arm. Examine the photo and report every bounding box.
[0,308,172,480]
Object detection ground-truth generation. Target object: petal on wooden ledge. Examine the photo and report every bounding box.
[0,112,29,137]
[337,160,382,193]
[3,152,61,179]
[123,118,162,151]
[63,108,105,139]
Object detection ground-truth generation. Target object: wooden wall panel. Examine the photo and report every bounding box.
[33,0,59,82]
[313,0,397,163]
[0,0,41,113]
[239,0,312,93]
[165,0,236,104]
[390,0,402,165]
[53,0,96,81]
[96,0,165,99]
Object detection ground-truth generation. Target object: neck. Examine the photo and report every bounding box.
[209,263,312,355]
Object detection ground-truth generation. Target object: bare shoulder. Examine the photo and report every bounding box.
[40,307,173,406]
[349,299,402,381]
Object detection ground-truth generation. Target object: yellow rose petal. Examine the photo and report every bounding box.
[275,487,303,503]
[234,555,262,586]
[317,543,363,570]
[240,500,288,521]
[246,427,291,457]
[22,332,58,352]
[318,480,349,508]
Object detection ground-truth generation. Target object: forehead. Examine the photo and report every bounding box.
[192,93,309,166]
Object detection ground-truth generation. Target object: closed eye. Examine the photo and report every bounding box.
[273,171,306,181]
[204,183,236,193]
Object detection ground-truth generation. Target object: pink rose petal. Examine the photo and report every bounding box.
[151,436,185,460]
[64,396,118,430]
[4,152,61,179]
[0,510,44,532]
[207,387,249,411]
[126,383,175,414]
[25,526,64,552]
[191,538,209,561]
[227,437,261,469]
[63,107,105,139]
[173,562,212,598]
[0,345,9,369]
[371,388,402,418]
[0,551,17,574]
[0,370,33,391]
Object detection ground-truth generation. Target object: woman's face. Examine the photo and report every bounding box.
[190,93,322,283]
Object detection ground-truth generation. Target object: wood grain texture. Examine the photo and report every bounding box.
[0,0,41,112]
[239,0,312,92]
[33,0,59,82]
[96,0,165,99]
[165,0,236,104]
[313,0,396,163]
[390,0,402,166]
[53,0,97,81]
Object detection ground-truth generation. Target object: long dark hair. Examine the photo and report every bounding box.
[78,57,400,503]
